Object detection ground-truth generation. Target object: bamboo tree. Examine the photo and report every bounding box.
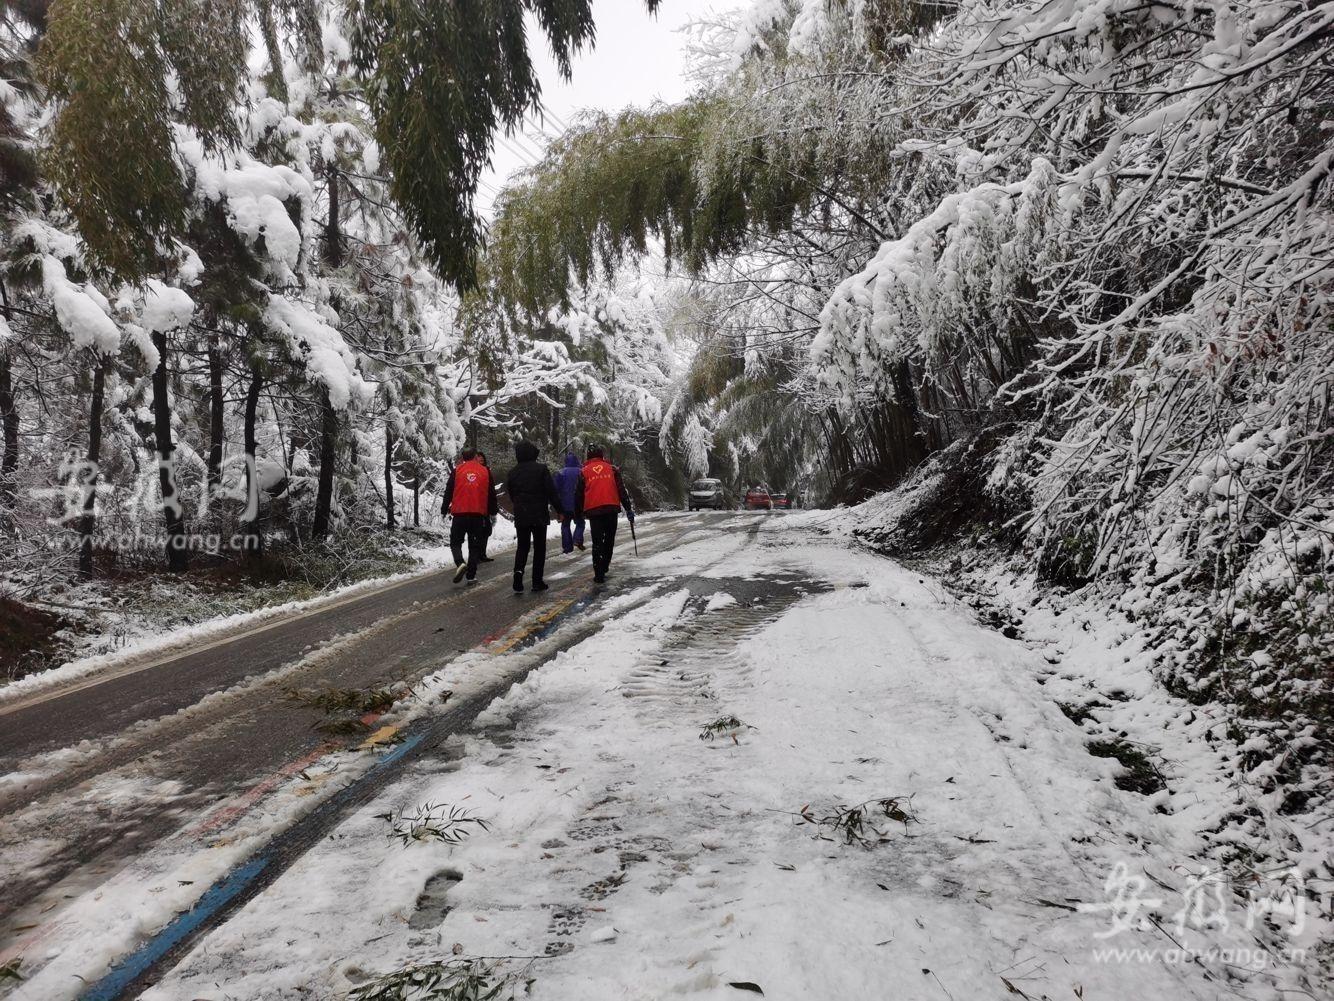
[256,0,289,104]
[344,0,662,289]
[38,0,248,280]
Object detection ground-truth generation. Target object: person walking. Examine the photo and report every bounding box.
[553,452,585,554]
[505,441,563,592]
[574,445,634,584]
[441,448,497,584]
[476,451,496,562]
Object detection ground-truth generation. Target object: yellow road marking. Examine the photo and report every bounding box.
[358,724,401,750]
[489,597,576,654]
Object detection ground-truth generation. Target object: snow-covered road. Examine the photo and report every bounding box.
[4,517,1318,999]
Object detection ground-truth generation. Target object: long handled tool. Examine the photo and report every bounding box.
[629,517,639,556]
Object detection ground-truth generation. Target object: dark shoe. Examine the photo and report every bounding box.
[576,543,586,551]
[452,563,467,583]
[531,580,550,592]
[466,576,478,585]
[513,574,524,593]
[480,556,495,563]
[593,573,606,584]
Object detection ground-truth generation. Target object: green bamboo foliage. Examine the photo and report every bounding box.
[38,0,251,280]
[0,2,40,209]
[486,96,830,317]
[159,0,248,149]
[40,0,182,278]
[344,0,661,292]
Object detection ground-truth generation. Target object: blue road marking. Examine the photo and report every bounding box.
[371,731,426,769]
[74,588,597,999]
[518,593,594,650]
[80,855,271,1001]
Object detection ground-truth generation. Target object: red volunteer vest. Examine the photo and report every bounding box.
[450,460,491,516]
[582,460,620,510]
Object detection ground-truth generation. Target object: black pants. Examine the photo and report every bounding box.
[588,512,618,578]
[513,523,548,583]
[449,515,488,579]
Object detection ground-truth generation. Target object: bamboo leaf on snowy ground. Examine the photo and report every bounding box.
[288,683,415,718]
[476,0,1334,858]
[348,957,527,1001]
[281,680,420,738]
[788,796,918,848]
[699,715,756,742]
[381,803,491,848]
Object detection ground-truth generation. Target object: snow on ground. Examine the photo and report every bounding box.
[120,521,1318,1001]
[0,522,516,709]
[703,591,737,612]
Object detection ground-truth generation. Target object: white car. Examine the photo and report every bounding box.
[688,479,729,510]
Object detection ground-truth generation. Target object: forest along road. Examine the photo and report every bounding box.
[0,512,754,951]
[5,511,1273,1001]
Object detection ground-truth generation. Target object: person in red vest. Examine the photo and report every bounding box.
[441,448,498,583]
[573,445,635,584]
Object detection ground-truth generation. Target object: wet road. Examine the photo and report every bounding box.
[0,513,752,949]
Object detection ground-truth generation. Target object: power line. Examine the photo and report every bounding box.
[494,134,539,169]
[537,105,572,133]
[523,113,562,143]
[507,127,547,162]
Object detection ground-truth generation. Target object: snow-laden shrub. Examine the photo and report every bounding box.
[787,0,1334,737]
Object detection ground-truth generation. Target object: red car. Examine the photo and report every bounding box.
[770,492,792,510]
[743,485,773,510]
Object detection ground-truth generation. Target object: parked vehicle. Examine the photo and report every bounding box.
[770,491,791,510]
[743,484,773,510]
[688,478,729,511]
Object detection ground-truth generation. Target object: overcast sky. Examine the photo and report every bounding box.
[478,0,723,214]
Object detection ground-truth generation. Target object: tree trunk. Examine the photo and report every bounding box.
[413,473,420,528]
[79,360,106,578]
[207,334,225,498]
[0,351,16,507]
[240,364,264,559]
[257,0,289,104]
[384,425,396,530]
[0,281,17,507]
[325,164,344,267]
[311,391,337,540]
[892,360,931,466]
[151,331,189,571]
[317,136,344,541]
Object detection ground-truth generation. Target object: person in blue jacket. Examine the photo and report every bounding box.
[553,452,585,554]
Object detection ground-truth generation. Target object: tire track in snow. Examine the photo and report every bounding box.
[17,516,753,1001]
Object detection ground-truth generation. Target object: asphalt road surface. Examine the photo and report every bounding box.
[0,512,755,963]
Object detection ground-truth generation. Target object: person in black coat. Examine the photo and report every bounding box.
[505,440,563,592]
[476,451,496,562]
